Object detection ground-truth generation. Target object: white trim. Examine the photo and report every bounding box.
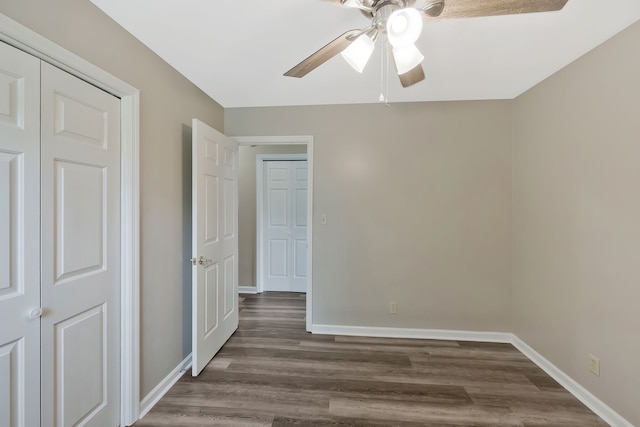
[511,336,633,427]
[233,136,312,146]
[232,136,314,332]
[139,354,192,420]
[238,286,258,294]
[256,153,308,294]
[310,324,513,343]
[306,139,314,333]
[0,13,141,426]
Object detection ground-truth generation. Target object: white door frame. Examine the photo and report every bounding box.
[256,154,308,294]
[0,14,141,426]
[232,136,314,332]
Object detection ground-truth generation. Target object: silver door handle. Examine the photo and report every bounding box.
[29,308,43,319]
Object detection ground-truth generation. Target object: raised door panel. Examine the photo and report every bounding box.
[0,54,32,133]
[268,189,288,227]
[204,175,219,244]
[53,93,107,148]
[54,161,106,283]
[55,305,107,426]
[0,340,24,427]
[223,255,234,318]
[0,41,41,427]
[294,239,308,279]
[204,264,219,337]
[0,152,20,297]
[41,61,121,427]
[269,240,288,278]
[224,178,234,239]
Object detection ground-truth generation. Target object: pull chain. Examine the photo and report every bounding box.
[379,42,385,103]
[379,41,391,106]
[385,47,390,107]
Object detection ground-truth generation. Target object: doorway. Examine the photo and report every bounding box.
[233,136,314,332]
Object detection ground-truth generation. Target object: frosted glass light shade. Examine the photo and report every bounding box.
[387,7,423,48]
[341,35,375,73]
[392,44,424,75]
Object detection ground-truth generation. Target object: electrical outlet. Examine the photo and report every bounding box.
[588,354,600,376]
[389,301,398,314]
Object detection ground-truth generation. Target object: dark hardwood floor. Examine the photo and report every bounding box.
[135,292,607,426]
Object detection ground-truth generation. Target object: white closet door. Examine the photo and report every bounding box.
[263,160,308,292]
[264,161,291,291]
[40,62,121,427]
[0,41,41,427]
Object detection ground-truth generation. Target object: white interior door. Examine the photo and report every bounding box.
[41,62,121,427]
[263,160,308,292]
[191,119,238,376]
[0,41,41,427]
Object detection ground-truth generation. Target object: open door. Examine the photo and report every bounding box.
[191,119,239,376]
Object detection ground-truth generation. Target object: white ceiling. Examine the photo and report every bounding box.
[89,0,640,108]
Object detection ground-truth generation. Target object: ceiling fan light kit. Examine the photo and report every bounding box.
[341,33,376,72]
[392,43,424,74]
[386,6,423,47]
[286,0,570,90]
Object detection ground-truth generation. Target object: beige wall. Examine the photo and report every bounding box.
[0,0,224,397]
[512,21,640,425]
[226,101,513,331]
[238,145,307,288]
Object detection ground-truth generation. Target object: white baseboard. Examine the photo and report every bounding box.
[139,353,192,420]
[510,336,633,427]
[310,324,512,343]
[310,323,631,426]
[238,286,258,294]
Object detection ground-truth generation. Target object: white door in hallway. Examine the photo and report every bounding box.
[191,119,239,376]
[263,160,308,293]
[40,62,121,426]
[0,41,41,427]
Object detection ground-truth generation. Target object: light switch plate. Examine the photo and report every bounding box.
[589,354,600,376]
[320,213,328,225]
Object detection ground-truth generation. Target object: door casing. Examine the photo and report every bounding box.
[232,136,314,332]
[0,14,141,426]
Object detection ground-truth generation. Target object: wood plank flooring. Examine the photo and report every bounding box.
[135,292,607,426]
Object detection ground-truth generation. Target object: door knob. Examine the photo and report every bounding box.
[191,256,213,266]
[29,308,43,319]
[198,256,213,266]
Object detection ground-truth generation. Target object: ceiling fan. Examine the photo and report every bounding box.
[284,0,569,88]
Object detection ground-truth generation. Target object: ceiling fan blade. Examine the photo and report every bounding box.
[434,0,568,20]
[284,30,360,78]
[398,64,425,88]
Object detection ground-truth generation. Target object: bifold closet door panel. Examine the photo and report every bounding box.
[0,41,41,427]
[40,61,122,427]
[291,161,308,293]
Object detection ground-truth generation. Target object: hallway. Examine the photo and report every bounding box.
[135,292,605,426]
